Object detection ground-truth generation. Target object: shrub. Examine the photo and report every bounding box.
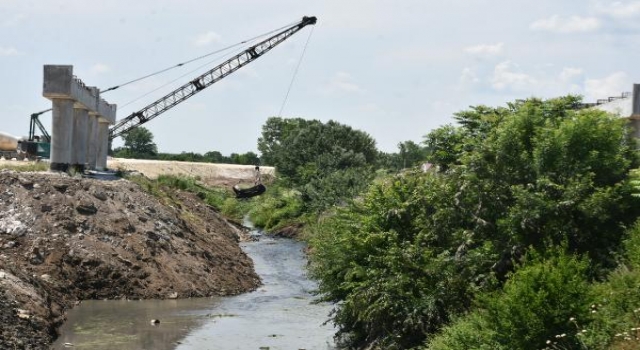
[427,249,593,350]
[580,222,640,349]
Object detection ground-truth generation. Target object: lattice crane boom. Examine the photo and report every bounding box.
[109,16,317,140]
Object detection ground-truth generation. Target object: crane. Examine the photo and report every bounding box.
[17,108,52,159]
[29,108,52,143]
[21,16,316,162]
[108,15,317,140]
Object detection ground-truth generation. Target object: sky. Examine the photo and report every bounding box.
[1,0,640,155]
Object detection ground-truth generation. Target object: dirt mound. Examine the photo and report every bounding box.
[0,170,260,349]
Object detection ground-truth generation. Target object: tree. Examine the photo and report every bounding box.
[117,127,157,159]
[257,117,378,210]
[309,96,640,349]
[397,140,428,169]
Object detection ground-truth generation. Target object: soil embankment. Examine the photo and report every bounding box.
[108,158,275,187]
[0,170,260,349]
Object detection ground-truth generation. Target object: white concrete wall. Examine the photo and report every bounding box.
[592,98,633,117]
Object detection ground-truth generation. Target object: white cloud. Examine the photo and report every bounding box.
[91,63,110,75]
[0,46,19,56]
[322,71,364,94]
[559,67,583,82]
[596,1,640,18]
[584,71,630,101]
[530,15,601,33]
[237,66,258,79]
[491,61,537,91]
[358,103,385,114]
[3,14,26,27]
[459,67,480,85]
[192,31,222,47]
[464,42,504,57]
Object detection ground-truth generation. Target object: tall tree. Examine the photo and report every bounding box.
[258,117,378,210]
[119,127,157,159]
[309,96,640,349]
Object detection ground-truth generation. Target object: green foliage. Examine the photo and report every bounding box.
[308,96,640,349]
[247,182,305,231]
[579,222,640,349]
[128,174,231,211]
[309,172,486,349]
[629,168,640,199]
[115,127,157,158]
[257,117,378,211]
[423,124,466,171]
[427,250,594,350]
[378,140,429,171]
[155,150,260,165]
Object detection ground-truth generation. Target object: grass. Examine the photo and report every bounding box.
[125,174,244,219]
[0,161,48,172]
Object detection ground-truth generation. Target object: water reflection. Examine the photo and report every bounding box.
[52,298,221,350]
[52,237,336,350]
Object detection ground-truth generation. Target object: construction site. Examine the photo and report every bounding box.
[0,4,640,350]
[0,16,320,349]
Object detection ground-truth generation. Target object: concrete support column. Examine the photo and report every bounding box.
[71,107,89,172]
[633,84,640,116]
[628,84,640,143]
[43,65,116,171]
[96,121,109,170]
[50,99,74,172]
[86,114,98,170]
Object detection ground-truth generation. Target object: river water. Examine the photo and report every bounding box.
[51,234,337,350]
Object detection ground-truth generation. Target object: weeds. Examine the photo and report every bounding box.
[0,161,48,172]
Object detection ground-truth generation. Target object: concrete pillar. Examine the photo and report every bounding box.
[633,84,640,116]
[43,66,116,171]
[86,114,98,170]
[627,84,640,143]
[49,99,74,172]
[96,120,109,170]
[71,107,89,172]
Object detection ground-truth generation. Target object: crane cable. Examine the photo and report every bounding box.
[277,25,314,117]
[99,20,299,94]
[117,36,263,110]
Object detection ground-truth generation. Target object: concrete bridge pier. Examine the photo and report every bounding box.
[50,99,74,172]
[86,113,98,170]
[629,84,640,140]
[96,121,110,170]
[43,65,116,172]
[71,106,89,172]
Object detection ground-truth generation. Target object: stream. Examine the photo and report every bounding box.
[51,232,337,350]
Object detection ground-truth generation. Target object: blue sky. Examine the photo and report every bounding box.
[1,0,639,155]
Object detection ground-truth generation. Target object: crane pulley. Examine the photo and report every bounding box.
[109,15,317,140]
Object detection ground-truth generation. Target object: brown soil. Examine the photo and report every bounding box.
[0,170,260,349]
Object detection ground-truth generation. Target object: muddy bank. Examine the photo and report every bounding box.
[51,235,336,350]
[0,170,260,349]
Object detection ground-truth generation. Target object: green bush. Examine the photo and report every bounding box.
[427,250,594,350]
[579,222,640,349]
[308,171,483,349]
[308,97,640,349]
[247,184,304,231]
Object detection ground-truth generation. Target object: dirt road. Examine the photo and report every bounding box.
[108,158,274,187]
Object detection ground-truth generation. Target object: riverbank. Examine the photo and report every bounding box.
[52,235,336,350]
[0,170,260,349]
